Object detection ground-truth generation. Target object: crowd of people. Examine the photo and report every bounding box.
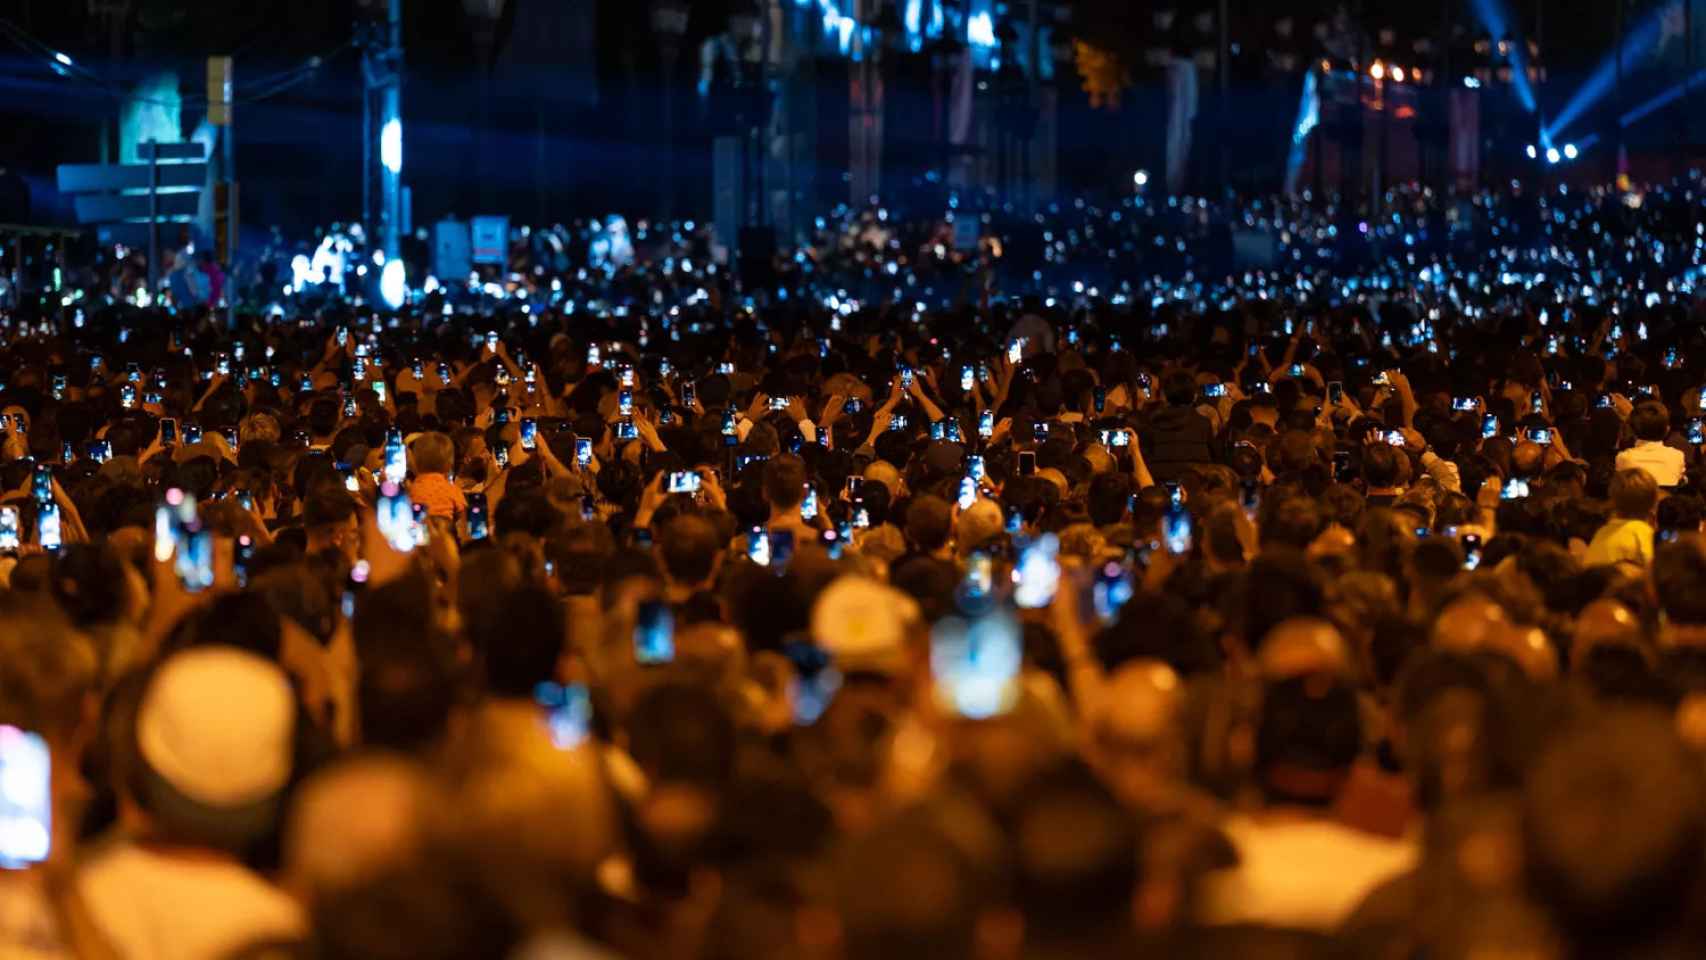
[2,171,1706,960]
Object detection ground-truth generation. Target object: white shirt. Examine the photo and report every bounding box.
[1198,814,1417,932]
[78,843,304,960]
[1616,441,1685,487]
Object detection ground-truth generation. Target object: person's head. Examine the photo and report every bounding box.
[0,601,98,747]
[284,753,434,906]
[1009,762,1141,948]
[1654,536,1706,627]
[1253,674,1361,809]
[465,585,563,699]
[1525,709,1706,948]
[763,454,807,512]
[1631,401,1670,442]
[905,495,954,554]
[1361,443,1403,489]
[127,646,296,853]
[308,397,340,439]
[1609,467,1659,521]
[1162,370,1198,407]
[410,431,455,475]
[659,513,722,588]
[302,491,359,559]
[1086,471,1133,527]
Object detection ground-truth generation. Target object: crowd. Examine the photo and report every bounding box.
[1,172,1706,960]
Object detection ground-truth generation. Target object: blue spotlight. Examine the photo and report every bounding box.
[1467,0,1537,112]
[1545,2,1677,141]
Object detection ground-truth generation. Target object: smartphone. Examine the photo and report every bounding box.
[1093,385,1107,413]
[616,418,638,441]
[1526,427,1552,445]
[574,437,593,467]
[0,506,18,552]
[1530,391,1543,414]
[682,382,697,407]
[1290,363,1305,378]
[1502,478,1531,500]
[800,486,818,521]
[931,611,1023,720]
[377,484,418,552]
[667,471,702,494]
[1013,533,1061,609]
[1333,450,1353,482]
[1461,533,1483,570]
[979,410,994,438]
[1008,339,1025,364]
[1453,396,1476,412]
[494,443,510,469]
[1386,430,1407,447]
[174,527,214,592]
[59,441,73,464]
[0,726,52,867]
[31,465,52,504]
[746,527,772,567]
[1162,504,1192,554]
[845,475,864,497]
[1092,560,1133,623]
[88,441,113,464]
[1017,451,1037,477]
[1481,414,1499,439]
[1203,383,1227,399]
[618,390,634,416]
[51,374,67,400]
[967,455,986,482]
[120,384,137,409]
[467,492,490,540]
[1327,382,1344,405]
[383,431,407,485]
[538,681,593,749]
[900,367,914,390]
[37,503,61,551]
[1689,418,1705,445]
[961,366,975,391]
[520,418,538,451]
[958,475,978,511]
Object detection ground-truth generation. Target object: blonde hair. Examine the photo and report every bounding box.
[411,432,455,475]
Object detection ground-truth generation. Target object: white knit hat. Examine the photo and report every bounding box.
[138,647,295,808]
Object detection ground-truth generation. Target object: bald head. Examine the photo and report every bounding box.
[1260,617,1352,679]
[1511,441,1544,478]
[285,754,433,903]
[1571,599,1644,670]
[1432,595,1511,655]
[864,460,903,500]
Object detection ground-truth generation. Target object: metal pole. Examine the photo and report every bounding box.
[382,0,403,262]
[147,145,158,295]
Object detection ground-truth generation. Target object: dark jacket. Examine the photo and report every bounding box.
[1142,406,1217,481]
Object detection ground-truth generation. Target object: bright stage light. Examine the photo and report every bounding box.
[1391,66,1405,83]
[380,259,406,310]
[1526,144,1538,159]
[1545,147,1561,164]
[1563,143,1578,160]
[381,118,403,174]
[1370,60,1385,81]
[1133,170,1149,187]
